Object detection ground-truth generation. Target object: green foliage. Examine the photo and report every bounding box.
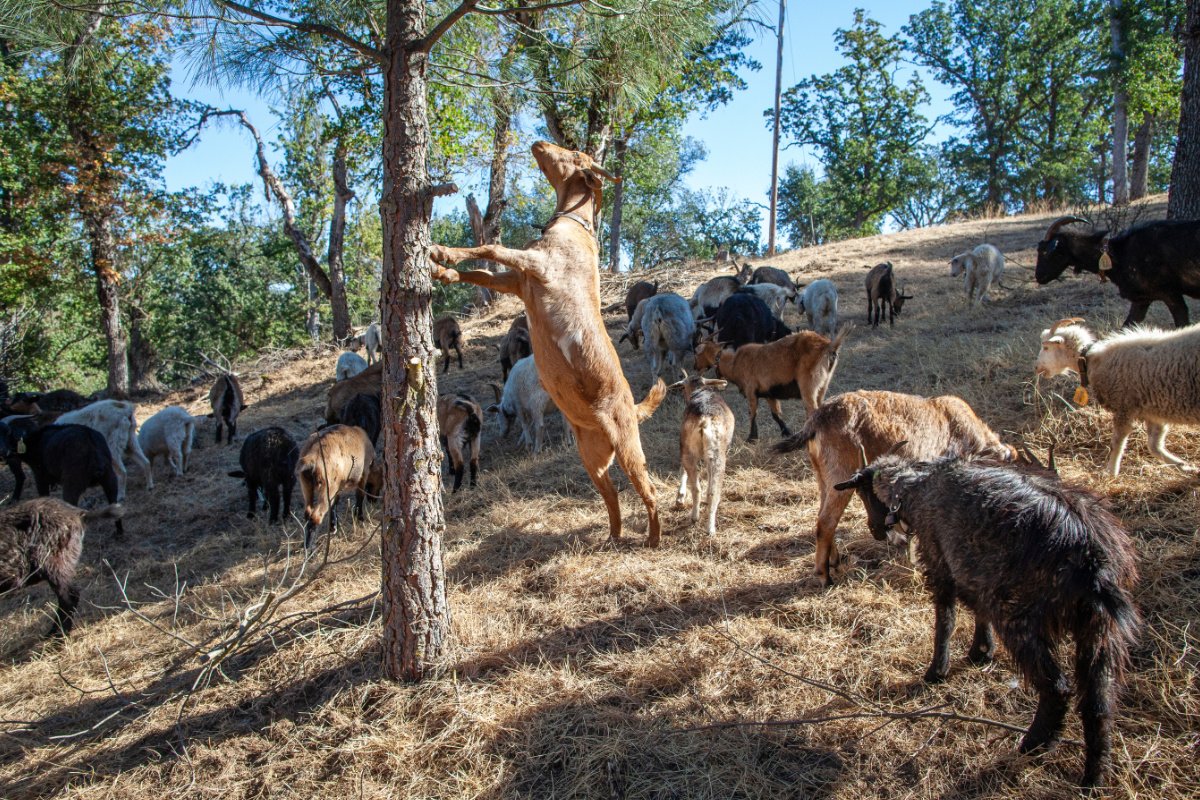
[778,10,931,238]
[906,0,1108,211]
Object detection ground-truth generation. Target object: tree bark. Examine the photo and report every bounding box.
[1130,115,1153,200]
[1169,0,1200,219]
[82,206,128,399]
[607,137,627,273]
[127,302,159,392]
[380,0,449,682]
[482,87,511,245]
[1110,0,1129,206]
[328,140,354,342]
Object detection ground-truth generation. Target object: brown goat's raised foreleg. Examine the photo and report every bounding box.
[575,426,622,543]
[431,244,547,282]
[431,266,521,296]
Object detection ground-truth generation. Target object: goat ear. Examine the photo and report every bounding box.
[485,404,500,414]
[702,378,728,390]
[667,381,685,390]
[833,472,866,491]
[581,169,603,190]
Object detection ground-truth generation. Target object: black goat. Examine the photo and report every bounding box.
[228,427,299,524]
[835,455,1139,789]
[1035,215,1200,328]
[341,393,381,446]
[8,388,89,414]
[209,374,247,444]
[709,291,791,350]
[11,424,125,537]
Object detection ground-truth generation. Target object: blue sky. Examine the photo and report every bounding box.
[163,3,955,220]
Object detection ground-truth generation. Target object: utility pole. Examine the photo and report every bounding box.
[767,0,786,257]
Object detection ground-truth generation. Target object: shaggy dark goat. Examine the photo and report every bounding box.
[228,427,299,524]
[709,292,791,350]
[835,455,1139,789]
[341,393,381,446]
[12,424,124,537]
[0,498,123,638]
[1035,215,1200,327]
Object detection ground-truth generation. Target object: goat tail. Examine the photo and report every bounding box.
[826,323,853,361]
[83,503,125,522]
[1077,576,1140,686]
[635,379,668,422]
[773,426,817,454]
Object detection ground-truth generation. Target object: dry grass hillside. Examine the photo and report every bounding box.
[0,197,1196,799]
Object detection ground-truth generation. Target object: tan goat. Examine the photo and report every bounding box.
[672,371,735,536]
[325,360,382,424]
[430,141,667,546]
[436,393,482,492]
[774,390,1015,585]
[694,328,849,441]
[296,424,380,550]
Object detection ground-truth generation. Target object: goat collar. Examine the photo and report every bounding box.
[543,210,593,234]
[1077,342,1095,388]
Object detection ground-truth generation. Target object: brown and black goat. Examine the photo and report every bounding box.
[773,390,1014,585]
[864,262,913,328]
[208,374,247,444]
[696,327,848,441]
[296,425,380,550]
[437,393,482,492]
[433,314,464,374]
[498,314,532,382]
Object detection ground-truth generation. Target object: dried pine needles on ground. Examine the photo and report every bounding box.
[0,196,1196,799]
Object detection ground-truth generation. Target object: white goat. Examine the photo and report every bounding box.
[672,372,735,535]
[796,279,839,338]
[949,243,1005,307]
[57,400,152,500]
[336,351,368,382]
[1036,317,1200,475]
[627,293,695,381]
[736,283,794,317]
[137,406,195,479]
[487,355,566,453]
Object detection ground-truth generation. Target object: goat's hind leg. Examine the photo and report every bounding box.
[1147,422,1194,471]
[1010,634,1071,754]
[574,427,622,543]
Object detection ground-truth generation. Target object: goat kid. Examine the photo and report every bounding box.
[670,371,734,535]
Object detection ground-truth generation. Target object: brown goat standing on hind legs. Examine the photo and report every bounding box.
[431,141,668,547]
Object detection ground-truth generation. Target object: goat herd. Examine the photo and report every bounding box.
[0,170,1197,790]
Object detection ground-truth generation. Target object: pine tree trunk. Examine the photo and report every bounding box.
[127,303,159,392]
[607,137,627,274]
[1130,116,1153,200]
[380,0,449,682]
[328,142,354,342]
[482,88,511,245]
[83,208,128,399]
[1169,0,1200,219]
[1111,0,1129,205]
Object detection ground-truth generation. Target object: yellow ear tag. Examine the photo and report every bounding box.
[1098,252,1112,272]
[1073,386,1089,406]
[16,439,25,454]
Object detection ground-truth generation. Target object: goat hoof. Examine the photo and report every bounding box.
[967,647,994,666]
[1018,731,1060,755]
[922,668,948,684]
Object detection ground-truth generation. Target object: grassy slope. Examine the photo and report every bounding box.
[0,197,1195,799]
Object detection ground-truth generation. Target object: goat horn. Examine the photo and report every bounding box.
[857,443,868,469]
[589,164,621,183]
[1048,317,1085,337]
[1042,215,1091,242]
[1047,441,1057,474]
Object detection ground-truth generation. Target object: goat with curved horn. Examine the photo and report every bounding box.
[1041,215,1091,242]
[1047,317,1086,337]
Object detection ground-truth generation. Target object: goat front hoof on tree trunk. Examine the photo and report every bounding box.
[430,265,460,283]
[429,245,461,266]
